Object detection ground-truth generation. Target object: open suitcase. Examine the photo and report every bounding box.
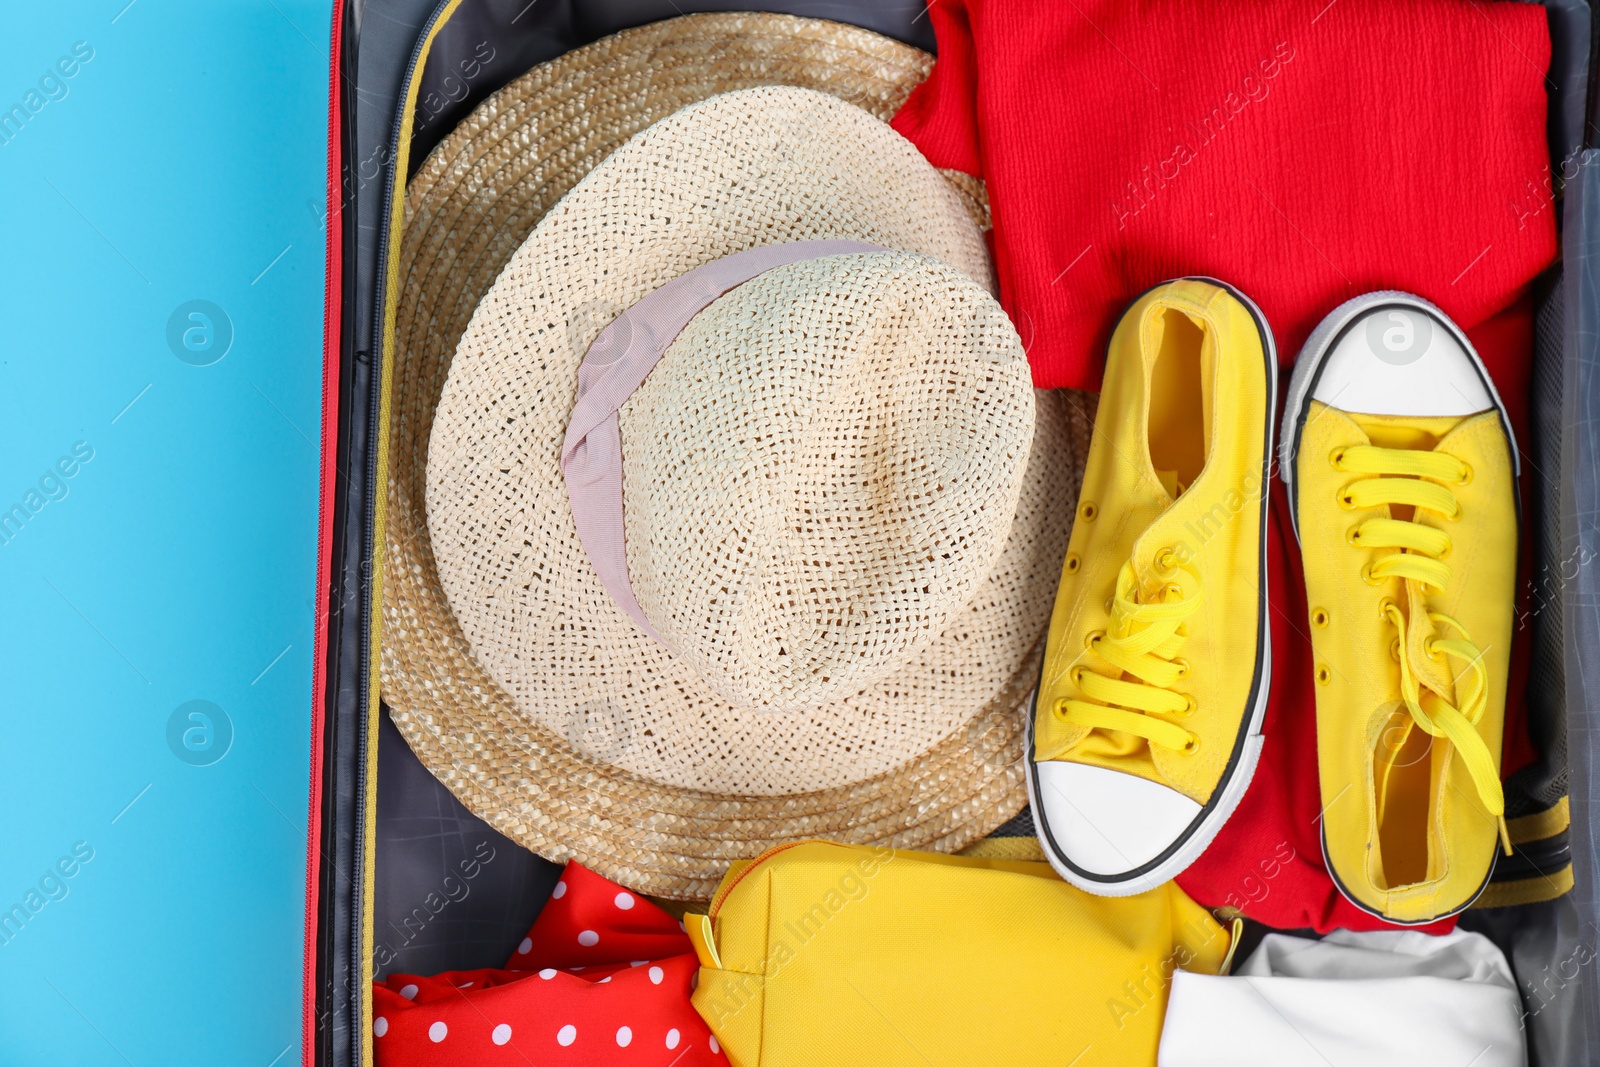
[3,1,1598,1063]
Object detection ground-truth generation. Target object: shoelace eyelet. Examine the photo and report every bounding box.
[1068,559,1203,761]
[1172,657,1191,679]
[1329,447,1349,471]
[1313,448,1502,825]
[1155,547,1180,572]
[1179,693,1198,717]
[1181,734,1202,755]
[1310,607,1330,629]
[1064,552,1081,575]
[1079,501,1098,522]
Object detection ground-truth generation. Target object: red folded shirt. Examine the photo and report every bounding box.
[891,0,1556,391]
[373,862,723,1065]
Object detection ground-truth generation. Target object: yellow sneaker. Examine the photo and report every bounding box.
[1281,291,1517,924]
[1028,278,1274,896]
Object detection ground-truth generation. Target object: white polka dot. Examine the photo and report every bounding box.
[557,1024,577,1047]
[539,968,558,980]
[577,929,600,947]
[666,1029,681,1050]
[630,960,647,967]
[648,966,664,985]
[518,937,533,955]
[614,891,635,910]
[456,981,473,988]
[570,965,585,972]
[492,1023,512,1046]
[598,976,612,984]
[552,880,568,899]
[373,1017,388,1038]
[616,1026,633,1047]
[710,1035,721,1054]
[429,1021,448,1043]
[398,984,418,1000]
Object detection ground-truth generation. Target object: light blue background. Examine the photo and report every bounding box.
[0,2,334,1063]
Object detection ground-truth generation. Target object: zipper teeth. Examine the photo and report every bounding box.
[708,843,807,918]
[352,6,456,1067]
[307,2,346,1064]
[705,841,874,918]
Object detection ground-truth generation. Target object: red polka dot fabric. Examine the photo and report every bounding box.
[372,862,723,1065]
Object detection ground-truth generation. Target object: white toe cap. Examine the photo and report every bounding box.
[1311,295,1491,417]
[1033,760,1203,876]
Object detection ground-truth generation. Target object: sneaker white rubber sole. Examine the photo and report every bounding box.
[1026,276,1276,897]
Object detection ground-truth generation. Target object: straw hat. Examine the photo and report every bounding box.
[382,14,1087,899]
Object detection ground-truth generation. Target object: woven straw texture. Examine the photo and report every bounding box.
[615,253,1035,715]
[382,13,1089,898]
[429,91,1040,785]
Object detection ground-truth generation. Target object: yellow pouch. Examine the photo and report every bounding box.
[686,840,1231,1066]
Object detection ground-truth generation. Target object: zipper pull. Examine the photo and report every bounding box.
[685,911,722,969]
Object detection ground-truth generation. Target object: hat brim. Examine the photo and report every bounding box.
[382,13,1089,898]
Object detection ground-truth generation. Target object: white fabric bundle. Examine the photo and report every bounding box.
[1160,928,1525,1066]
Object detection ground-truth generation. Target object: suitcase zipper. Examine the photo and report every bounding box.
[306,1,346,1063]
[353,4,467,1066]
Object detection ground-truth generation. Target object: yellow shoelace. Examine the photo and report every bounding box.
[1055,556,1203,753]
[1336,444,1510,853]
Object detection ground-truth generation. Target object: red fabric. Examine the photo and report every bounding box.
[1169,298,1538,934]
[891,0,1556,391]
[373,862,723,1065]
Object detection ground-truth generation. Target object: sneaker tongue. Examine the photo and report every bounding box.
[1347,410,1470,451]
[1155,468,1181,498]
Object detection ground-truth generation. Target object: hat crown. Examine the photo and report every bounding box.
[422,82,1074,802]
[619,251,1033,711]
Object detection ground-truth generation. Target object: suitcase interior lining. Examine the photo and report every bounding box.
[326,1,1600,1063]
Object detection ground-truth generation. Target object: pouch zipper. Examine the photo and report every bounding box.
[707,841,867,919]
